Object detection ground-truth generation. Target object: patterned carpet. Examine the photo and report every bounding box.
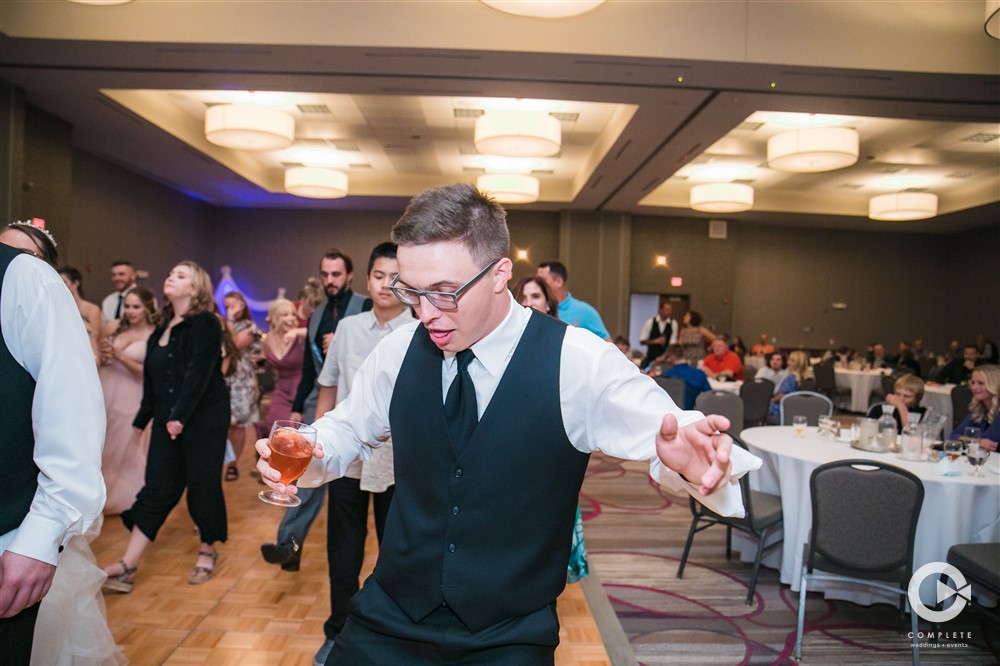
[578,454,1000,665]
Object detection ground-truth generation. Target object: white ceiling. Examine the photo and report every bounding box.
[1,0,997,233]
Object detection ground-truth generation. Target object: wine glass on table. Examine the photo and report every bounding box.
[258,420,316,507]
[966,440,991,477]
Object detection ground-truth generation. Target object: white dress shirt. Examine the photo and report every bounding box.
[302,292,759,517]
[316,307,415,490]
[639,315,679,346]
[100,284,135,322]
[1,254,106,565]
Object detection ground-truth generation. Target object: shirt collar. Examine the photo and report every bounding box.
[369,308,415,331]
[558,293,576,310]
[448,291,527,379]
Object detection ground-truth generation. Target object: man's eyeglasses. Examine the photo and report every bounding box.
[389,259,500,312]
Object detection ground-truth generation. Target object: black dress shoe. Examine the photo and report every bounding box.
[261,542,294,565]
[280,558,301,572]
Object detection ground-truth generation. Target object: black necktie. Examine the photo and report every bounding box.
[114,293,124,319]
[444,349,478,453]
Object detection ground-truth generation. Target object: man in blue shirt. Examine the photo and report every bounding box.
[536,261,610,339]
[661,344,712,410]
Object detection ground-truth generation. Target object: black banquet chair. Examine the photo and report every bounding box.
[951,384,972,430]
[813,361,851,405]
[794,459,924,664]
[695,390,744,438]
[946,542,1000,626]
[676,435,783,606]
[654,376,686,410]
[740,377,774,428]
[779,391,833,426]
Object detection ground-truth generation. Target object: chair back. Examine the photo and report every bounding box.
[654,376,686,409]
[866,401,887,419]
[918,356,935,380]
[743,365,757,383]
[951,384,972,429]
[813,361,837,396]
[695,390,744,437]
[807,459,924,582]
[779,391,833,426]
[740,378,774,426]
[880,373,896,397]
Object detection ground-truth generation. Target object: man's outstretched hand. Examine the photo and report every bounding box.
[655,413,733,495]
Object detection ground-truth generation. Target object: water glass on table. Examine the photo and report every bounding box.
[966,440,991,477]
[793,415,808,437]
[258,420,317,507]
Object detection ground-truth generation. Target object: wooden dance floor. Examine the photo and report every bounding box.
[91,459,612,665]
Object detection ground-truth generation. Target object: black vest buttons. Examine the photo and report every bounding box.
[448,543,456,553]
[452,506,459,516]
[454,468,462,477]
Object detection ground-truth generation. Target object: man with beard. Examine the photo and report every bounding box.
[260,249,369,572]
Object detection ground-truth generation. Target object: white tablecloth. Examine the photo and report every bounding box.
[708,378,742,394]
[739,425,1000,606]
[834,367,890,412]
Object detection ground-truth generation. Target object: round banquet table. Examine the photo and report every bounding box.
[708,378,742,395]
[834,367,891,412]
[738,425,1000,607]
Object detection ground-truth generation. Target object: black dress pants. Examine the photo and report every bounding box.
[0,600,40,666]
[323,477,394,641]
[123,414,228,544]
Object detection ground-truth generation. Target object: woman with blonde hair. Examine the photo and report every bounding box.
[767,350,809,423]
[98,286,158,514]
[103,261,230,592]
[951,365,1000,451]
[255,298,306,440]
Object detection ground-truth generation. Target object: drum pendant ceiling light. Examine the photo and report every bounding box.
[285,167,349,199]
[868,192,938,221]
[767,127,859,173]
[474,111,561,157]
[480,0,605,18]
[689,183,754,213]
[205,105,295,151]
[477,174,540,204]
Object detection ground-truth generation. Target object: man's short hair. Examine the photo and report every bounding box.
[110,260,134,269]
[390,183,510,266]
[894,373,925,402]
[538,260,567,282]
[367,242,398,275]
[320,248,354,274]
[665,344,685,360]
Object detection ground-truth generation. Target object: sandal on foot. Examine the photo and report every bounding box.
[188,549,217,585]
[225,464,239,481]
[102,560,137,594]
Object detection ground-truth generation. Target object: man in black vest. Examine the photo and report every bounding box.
[257,184,758,664]
[0,243,106,663]
[261,248,369,571]
[640,300,678,368]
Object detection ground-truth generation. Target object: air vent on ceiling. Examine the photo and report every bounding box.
[946,170,976,179]
[531,169,555,176]
[878,166,906,174]
[297,104,331,115]
[462,166,486,174]
[453,108,484,118]
[959,132,999,143]
[732,178,755,184]
[838,183,864,190]
[549,112,579,122]
[735,121,765,131]
[384,145,416,155]
[332,141,360,152]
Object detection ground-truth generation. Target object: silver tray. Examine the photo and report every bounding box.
[850,439,892,453]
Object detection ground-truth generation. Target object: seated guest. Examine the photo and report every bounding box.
[660,344,711,410]
[834,346,854,366]
[895,348,921,377]
[756,351,789,394]
[767,351,809,423]
[612,335,632,356]
[750,334,774,357]
[702,338,744,381]
[730,336,747,357]
[867,343,890,369]
[911,339,930,360]
[977,334,998,364]
[881,373,926,432]
[945,339,962,362]
[935,343,979,384]
[950,365,1000,452]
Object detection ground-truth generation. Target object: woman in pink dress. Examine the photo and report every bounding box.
[98,287,157,515]
[255,298,305,440]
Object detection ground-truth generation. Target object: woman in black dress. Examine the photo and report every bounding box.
[102,261,230,592]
